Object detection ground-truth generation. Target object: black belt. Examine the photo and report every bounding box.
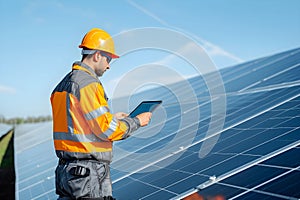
[59,158,94,165]
[80,197,115,200]
[59,196,114,200]
[58,196,104,200]
[58,158,110,165]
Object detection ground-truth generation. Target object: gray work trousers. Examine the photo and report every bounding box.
[55,159,112,199]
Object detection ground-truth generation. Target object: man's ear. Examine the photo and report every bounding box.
[93,52,100,62]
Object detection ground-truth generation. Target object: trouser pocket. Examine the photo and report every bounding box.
[66,163,91,199]
[89,162,107,197]
[56,161,109,199]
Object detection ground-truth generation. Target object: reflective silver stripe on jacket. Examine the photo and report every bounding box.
[54,132,108,142]
[66,94,74,133]
[85,106,110,120]
[103,117,118,138]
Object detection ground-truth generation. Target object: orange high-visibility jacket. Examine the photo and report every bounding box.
[50,62,140,162]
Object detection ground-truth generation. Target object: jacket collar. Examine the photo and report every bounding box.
[72,61,98,79]
[72,61,109,100]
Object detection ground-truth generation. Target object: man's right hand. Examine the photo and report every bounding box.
[136,112,152,127]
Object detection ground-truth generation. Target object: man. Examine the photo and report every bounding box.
[50,28,152,200]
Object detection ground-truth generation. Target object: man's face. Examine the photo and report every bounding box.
[95,52,110,77]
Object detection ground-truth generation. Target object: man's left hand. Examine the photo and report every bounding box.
[114,112,128,119]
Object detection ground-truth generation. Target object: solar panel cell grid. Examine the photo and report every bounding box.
[199,155,258,177]
[215,129,291,154]
[165,174,207,194]
[198,183,242,199]
[261,148,300,168]
[246,137,298,156]
[223,49,300,93]
[113,177,159,199]
[140,190,175,200]
[193,145,300,199]
[256,170,300,198]
[253,65,300,88]
[222,165,286,188]
[235,192,285,200]
[179,154,232,174]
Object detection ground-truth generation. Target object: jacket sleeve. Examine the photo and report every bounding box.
[80,81,140,141]
[119,117,140,138]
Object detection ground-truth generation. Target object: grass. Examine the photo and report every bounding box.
[0,130,13,167]
[0,129,15,200]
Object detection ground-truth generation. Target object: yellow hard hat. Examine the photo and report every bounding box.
[79,28,119,58]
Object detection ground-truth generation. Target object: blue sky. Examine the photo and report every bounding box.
[0,0,299,118]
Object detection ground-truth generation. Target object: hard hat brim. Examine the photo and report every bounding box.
[78,45,119,58]
[110,54,119,59]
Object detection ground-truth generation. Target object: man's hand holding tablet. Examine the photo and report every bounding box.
[129,101,162,127]
[136,112,152,127]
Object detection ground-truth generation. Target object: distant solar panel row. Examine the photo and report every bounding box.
[14,122,57,200]
[0,123,12,138]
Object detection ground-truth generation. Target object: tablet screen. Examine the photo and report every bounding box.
[129,100,162,117]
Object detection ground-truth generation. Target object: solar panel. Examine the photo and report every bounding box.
[13,47,300,199]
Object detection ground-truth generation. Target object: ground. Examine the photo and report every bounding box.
[0,130,15,200]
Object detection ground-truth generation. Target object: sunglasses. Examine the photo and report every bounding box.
[100,52,112,64]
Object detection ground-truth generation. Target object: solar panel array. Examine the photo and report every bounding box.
[111,47,300,200]
[13,47,300,199]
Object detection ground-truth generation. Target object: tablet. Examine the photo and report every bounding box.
[129,100,162,117]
